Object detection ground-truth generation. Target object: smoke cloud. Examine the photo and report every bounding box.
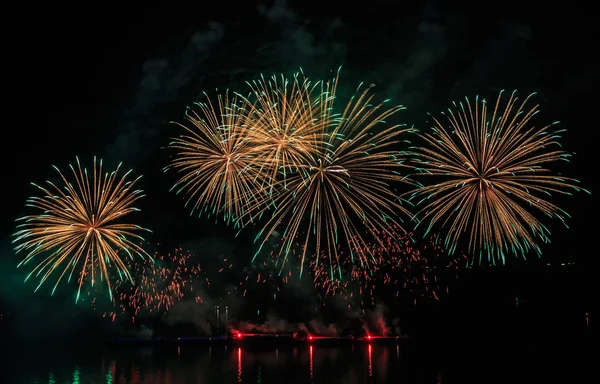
[229,309,403,337]
[162,300,213,336]
[0,238,122,342]
[361,302,405,337]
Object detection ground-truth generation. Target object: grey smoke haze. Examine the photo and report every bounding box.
[307,319,342,336]
[102,0,552,173]
[0,237,122,341]
[163,300,213,336]
[364,302,395,336]
[100,1,405,166]
[104,20,226,165]
[127,324,154,339]
[231,308,403,337]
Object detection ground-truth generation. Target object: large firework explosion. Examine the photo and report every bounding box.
[240,71,416,276]
[12,157,151,302]
[408,90,589,263]
[241,71,329,194]
[168,69,416,277]
[166,91,267,224]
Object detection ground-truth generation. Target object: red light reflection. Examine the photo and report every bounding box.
[368,344,373,377]
[130,366,140,384]
[237,347,242,383]
[309,345,314,379]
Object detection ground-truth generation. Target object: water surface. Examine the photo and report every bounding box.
[8,342,432,384]
[5,337,593,384]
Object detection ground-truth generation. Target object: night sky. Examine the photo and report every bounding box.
[2,1,598,342]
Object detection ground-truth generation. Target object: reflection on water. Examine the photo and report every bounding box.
[237,347,242,383]
[308,345,313,380]
[16,343,423,384]
[368,344,373,378]
[8,338,594,384]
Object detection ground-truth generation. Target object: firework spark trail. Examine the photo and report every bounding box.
[408,90,589,263]
[166,91,267,224]
[242,71,416,277]
[12,156,151,302]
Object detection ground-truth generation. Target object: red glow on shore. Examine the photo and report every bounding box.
[230,330,400,341]
[360,333,400,340]
[306,334,353,341]
[231,332,293,338]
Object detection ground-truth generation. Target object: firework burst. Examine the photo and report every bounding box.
[166,91,266,224]
[242,71,327,193]
[12,157,151,301]
[409,90,589,263]
[244,72,415,276]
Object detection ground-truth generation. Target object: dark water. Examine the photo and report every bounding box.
[4,337,594,384]
[9,343,424,384]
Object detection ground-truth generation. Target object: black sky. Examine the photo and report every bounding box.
[2,1,598,340]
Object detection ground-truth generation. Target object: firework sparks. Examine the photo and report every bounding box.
[88,244,294,323]
[242,71,327,192]
[166,91,266,224]
[88,247,207,323]
[312,230,465,307]
[409,90,589,263]
[245,71,415,276]
[12,157,151,302]
[238,246,292,302]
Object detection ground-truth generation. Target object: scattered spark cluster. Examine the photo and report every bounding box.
[313,229,466,307]
[237,251,291,302]
[82,245,293,323]
[87,247,207,323]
